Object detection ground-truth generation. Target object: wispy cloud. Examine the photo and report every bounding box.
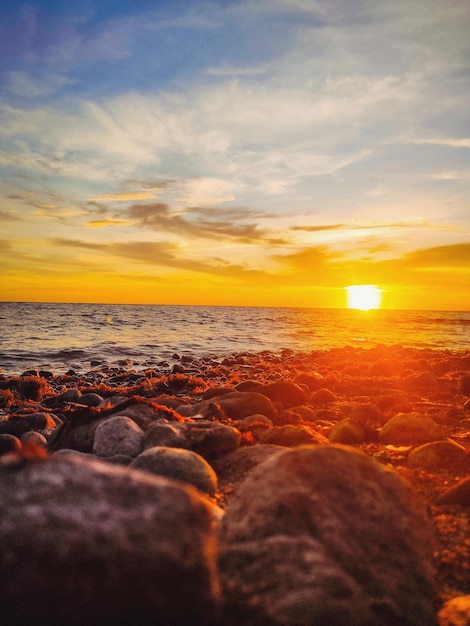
[0,210,21,222]
[207,63,269,77]
[91,192,156,202]
[5,71,76,98]
[409,138,470,149]
[290,219,439,233]
[126,203,282,243]
[431,171,470,181]
[87,219,132,228]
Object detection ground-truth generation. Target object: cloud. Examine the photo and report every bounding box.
[125,179,175,191]
[109,241,276,283]
[273,245,340,270]
[126,203,282,243]
[269,241,470,289]
[290,223,346,233]
[49,237,105,251]
[0,210,21,222]
[403,242,470,268]
[409,138,470,149]
[47,236,274,283]
[431,171,470,181]
[5,71,76,98]
[207,63,269,77]
[87,219,132,228]
[91,192,156,202]
[290,219,438,233]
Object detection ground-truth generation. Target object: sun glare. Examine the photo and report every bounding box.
[346,285,382,311]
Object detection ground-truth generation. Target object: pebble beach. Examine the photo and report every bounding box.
[1,344,470,625]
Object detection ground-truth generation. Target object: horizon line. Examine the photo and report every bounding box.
[0,300,468,314]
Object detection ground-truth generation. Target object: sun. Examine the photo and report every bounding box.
[346,285,382,311]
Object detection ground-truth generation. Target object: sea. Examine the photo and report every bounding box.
[0,302,469,375]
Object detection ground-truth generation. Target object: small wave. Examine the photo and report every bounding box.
[49,349,91,360]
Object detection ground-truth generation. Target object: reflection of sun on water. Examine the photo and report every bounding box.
[346,285,382,311]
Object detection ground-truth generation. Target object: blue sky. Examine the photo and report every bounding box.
[1,0,469,308]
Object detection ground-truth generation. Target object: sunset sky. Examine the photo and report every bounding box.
[1,0,469,310]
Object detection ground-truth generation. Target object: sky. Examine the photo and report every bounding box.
[0,0,469,310]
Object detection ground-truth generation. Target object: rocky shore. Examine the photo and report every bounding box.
[1,345,469,625]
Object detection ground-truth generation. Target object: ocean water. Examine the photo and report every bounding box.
[0,302,469,375]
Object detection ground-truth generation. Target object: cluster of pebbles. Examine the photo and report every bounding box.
[0,345,469,625]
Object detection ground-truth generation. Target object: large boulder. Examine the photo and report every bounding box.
[218,445,437,625]
[0,454,220,626]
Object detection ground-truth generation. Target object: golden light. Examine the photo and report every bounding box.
[346,285,382,310]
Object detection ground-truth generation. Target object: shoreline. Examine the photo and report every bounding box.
[1,344,469,622]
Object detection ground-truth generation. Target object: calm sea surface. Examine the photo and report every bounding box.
[0,302,469,374]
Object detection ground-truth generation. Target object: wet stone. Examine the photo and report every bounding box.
[219,445,437,626]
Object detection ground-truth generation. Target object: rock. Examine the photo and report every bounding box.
[350,403,385,426]
[258,381,307,409]
[460,374,470,397]
[53,449,96,462]
[310,388,337,405]
[111,401,179,429]
[178,391,277,421]
[408,440,469,471]
[20,431,48,448]
[57,388,82,403]
[274,408,303,425]
[259,424,328,447]
[236,414,273,438]
[184,420,241,460]
[328,418,365,444]
[379,412,445,446]
[219,445,437,626]
[143,421,187,450]
[144,419,241,460]
[413,372,439,389]
[57,415,111,453]
[131,446,218,497]
[0,412,57,438]
[370,357,402,376]
[287,405,317,422]
[212,444,284,494]
[0,433,21,455]
[234,380,264,392]
[0,454,220,626]
[92,416,144,458]
[78,392,104,407]
[294,371,325,391]
[201,386,235,400]
[436,477,470,505]
[438,595,470,626]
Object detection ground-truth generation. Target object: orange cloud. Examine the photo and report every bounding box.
[87,219,132,228]
[91,192,156,202]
